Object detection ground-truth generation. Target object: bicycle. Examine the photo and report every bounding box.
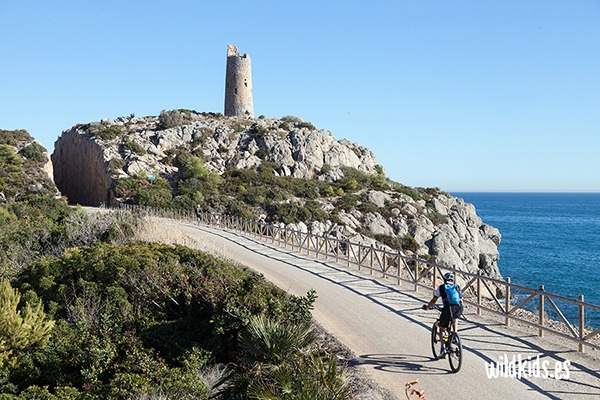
[427,304,463,373]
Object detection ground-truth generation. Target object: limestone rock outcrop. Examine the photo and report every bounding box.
[50,111,502,279]
[51,113,381,206]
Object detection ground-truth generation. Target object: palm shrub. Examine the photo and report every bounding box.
[226,315,351,399]
[240,315,315,369]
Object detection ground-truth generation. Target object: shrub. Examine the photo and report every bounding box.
[335,194,359,211]
[122,139,145,156]
[232,122,248,133]
[394,185,426,201]
[94,124,124,140]
[368,171,388,191]
[12,242,317,390]
[281,116,303,123]
[108,157,126,173]
[230,313,350,399]
[0,129,33,147]
[250,123,269,138]
[320,164,332,175]
[427,209,448,226]
[113,175,173,207]
[296,121,315,130]
[255,148,271,160]
[158,110,185,129]
[374,234,403,251]
[18,143,47,164]
[401,235,419,253]
[0,145,23,173]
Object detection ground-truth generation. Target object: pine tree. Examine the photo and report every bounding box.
[0,279,55,367]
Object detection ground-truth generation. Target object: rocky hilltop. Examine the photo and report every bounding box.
[51,110,502,279]
[0,129,59,202]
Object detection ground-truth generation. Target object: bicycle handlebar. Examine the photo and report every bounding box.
[422,304,444,311]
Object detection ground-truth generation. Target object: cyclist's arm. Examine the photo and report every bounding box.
[424,286,441,309]
[424,295,439,309]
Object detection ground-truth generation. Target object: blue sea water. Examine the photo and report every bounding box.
[452,192,600,328]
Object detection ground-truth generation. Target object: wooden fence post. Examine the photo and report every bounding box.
[579,294,585,352]
[505,277,511,326]
[370,245,374,275]
[347,242,350,268]
[477,276,482,316]
[539,285,545,337]
[414,260,419,292]
[398,255,403,286]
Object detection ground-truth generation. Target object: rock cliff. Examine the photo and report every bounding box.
[51,111,502,279]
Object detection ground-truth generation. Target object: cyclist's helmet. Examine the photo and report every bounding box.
[443,272,454,283]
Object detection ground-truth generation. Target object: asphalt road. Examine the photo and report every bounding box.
[146,218,600,399]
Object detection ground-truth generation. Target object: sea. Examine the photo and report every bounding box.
[452,192,600,329]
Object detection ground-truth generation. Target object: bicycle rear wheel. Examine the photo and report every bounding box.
[430,321,441,359]
[447,332,463,372]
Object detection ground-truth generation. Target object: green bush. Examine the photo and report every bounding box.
[0,129,33,147]
[427,209,448,226]
[93,124,124,141]
[401,235,419,253]
[374,234,403,251]
[255,148,271,160]
[5,242,318,397]
[122,139,145,156]
[108,157,126,173]
[113,175,173,207]
[0,195,74,278]
[158,110,186,129]
[250,123,269,138]
[18,143,47,164]
[296,121,315,130]
[0,145,23,174]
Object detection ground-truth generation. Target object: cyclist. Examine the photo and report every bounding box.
[423,272,463,357]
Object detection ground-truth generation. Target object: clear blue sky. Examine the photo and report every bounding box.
[2,1,599,192]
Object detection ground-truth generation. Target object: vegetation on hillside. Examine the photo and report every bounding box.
[0,128,352,399]
[112,141,443,253]
[1,242,329,399]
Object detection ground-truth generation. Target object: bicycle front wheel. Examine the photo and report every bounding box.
[431,321,441,359]
[447,332,463,373]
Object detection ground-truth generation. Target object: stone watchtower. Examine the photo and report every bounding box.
[224,44,254,118]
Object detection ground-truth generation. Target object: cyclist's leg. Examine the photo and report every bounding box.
[450,304,462,332]
[439,307,451,347]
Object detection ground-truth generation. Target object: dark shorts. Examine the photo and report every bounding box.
[440,304,463,328]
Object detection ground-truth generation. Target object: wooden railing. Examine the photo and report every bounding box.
[117,204,600,352]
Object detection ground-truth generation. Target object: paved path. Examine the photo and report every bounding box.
[149,219,600,399]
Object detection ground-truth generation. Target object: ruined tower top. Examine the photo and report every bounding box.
[224,44,254,118]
